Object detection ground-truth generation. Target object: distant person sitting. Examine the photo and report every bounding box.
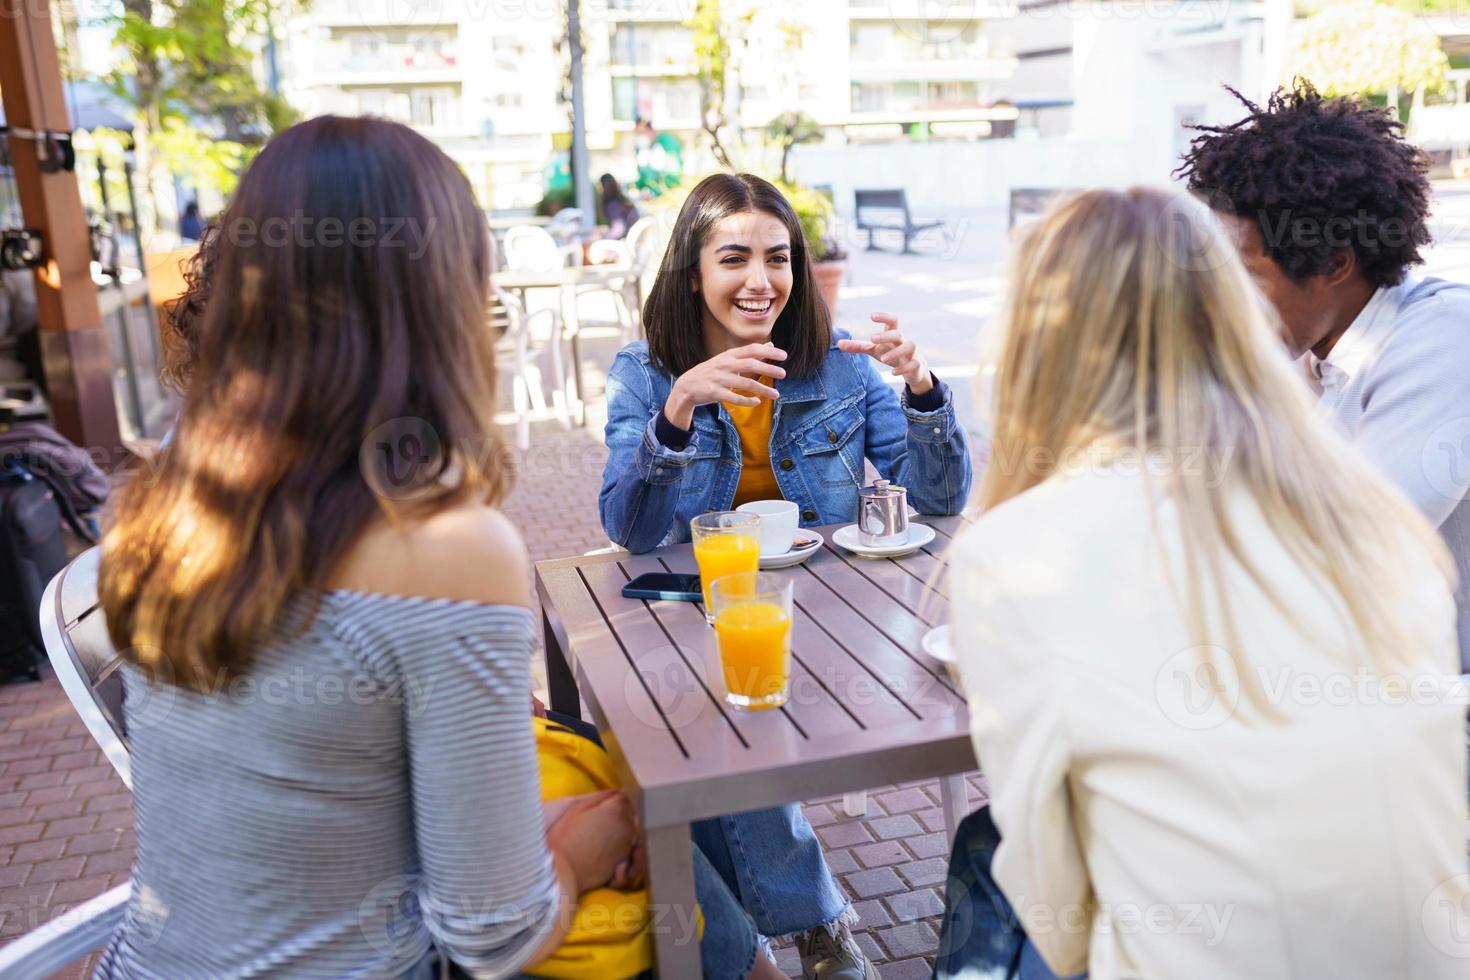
[1179,81,1470,675]
[598,173,639,239]
[179,201,205,242]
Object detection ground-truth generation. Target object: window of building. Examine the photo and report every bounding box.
[612,77,637,121]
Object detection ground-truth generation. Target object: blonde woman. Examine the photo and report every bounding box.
[935,188,1469,979]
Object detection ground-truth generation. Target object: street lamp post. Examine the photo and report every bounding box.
[568,0,595,221]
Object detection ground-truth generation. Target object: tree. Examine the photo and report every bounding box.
[765,111,822,185]
[688,0,736,169]
[105,0,298,238]
[1290,1,1449,111]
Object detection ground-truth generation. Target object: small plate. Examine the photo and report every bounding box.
[760,535,822,570]
[831,522,936,558]
[921,624,956,664]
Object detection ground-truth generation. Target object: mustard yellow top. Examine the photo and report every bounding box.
[723,398,782,507]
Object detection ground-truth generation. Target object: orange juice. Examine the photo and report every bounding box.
[693,532,760,608]
[713,600,792,708]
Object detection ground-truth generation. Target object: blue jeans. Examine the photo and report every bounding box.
[692,802,851,939]
[933,807,1086,980]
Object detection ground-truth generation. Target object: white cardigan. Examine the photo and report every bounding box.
[950,465,1469,979]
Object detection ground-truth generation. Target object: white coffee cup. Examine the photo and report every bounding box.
[736,499,800,556]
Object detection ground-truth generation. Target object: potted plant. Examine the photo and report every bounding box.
[781,182,847,318]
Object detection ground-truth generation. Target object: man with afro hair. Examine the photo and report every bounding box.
[1180,81,1470,676]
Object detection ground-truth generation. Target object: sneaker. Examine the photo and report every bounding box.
[795,919,879,980]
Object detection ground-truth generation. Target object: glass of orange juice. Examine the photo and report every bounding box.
[710,572,793,710]
[690,512,761,619]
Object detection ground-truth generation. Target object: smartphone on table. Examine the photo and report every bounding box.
[621,572,703,602]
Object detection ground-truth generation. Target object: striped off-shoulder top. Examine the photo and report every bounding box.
[95,591,557,979]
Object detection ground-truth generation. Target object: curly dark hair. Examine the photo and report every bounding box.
[1176,81,1432,289]
[160,223,218,392]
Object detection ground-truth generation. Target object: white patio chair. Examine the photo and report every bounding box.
[622,216,660,338]
[576,239,640,344]
[38,546,131,788]
[494,287,571,450]
[0,881,130,979]
[502,225,566,272]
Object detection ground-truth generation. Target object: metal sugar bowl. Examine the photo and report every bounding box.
[857,479,909,548]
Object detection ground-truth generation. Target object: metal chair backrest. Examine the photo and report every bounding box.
[854,188,912,225]
[38,547,132,787]
[0,881,130,978]
[548,208,584,240]
[503,225,563,272]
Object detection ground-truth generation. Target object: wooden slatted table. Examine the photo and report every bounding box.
[535,516,979,976]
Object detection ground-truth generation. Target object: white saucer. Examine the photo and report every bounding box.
[921,624,956,664]
[759,534,823,570]
[831,522,936,558]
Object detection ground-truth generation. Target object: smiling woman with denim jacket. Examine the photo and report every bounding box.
[595,173,971,980]
[599,174,972,553]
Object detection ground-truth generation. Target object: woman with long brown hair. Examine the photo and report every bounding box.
[934,188,1468,978]
[95,116,778,980]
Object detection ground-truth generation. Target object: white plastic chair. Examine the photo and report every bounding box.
[622,216,659,338]
[37,547,131,787]
[577,239,640,344]
[494,287,571,449]
[502,225,566,272]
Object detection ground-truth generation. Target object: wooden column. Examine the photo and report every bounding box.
[0,0,125,463]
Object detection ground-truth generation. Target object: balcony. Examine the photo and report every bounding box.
[608,61,698,77]
[311,0,451,28]
[602,0,696,23]
[848,54,1018,83]
[848,0,1017,20]
[311,45,462,86]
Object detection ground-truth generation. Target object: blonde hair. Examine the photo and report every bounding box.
[974,187,1452,715]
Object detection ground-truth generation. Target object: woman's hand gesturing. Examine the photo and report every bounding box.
[837,313,933,396]
[663,342,787,430]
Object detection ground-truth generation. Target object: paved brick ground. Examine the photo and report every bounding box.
[0,422,980,978]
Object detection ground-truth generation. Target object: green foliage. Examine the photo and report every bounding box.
[652,175,843,262]
[1301,0,1467,11]
[152,119,254,196]
[687,0,735,167]
[1291,1,1450,97]
[765,111,823,184]
[105,0,299,205]
[778,181,843,262]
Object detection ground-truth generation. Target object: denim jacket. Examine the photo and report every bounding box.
[599,332,973,553]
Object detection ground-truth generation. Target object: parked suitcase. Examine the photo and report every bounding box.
[0,464,96,683]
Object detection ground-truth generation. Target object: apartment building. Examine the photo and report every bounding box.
[283,0,1027,206]
[282,0,564,208]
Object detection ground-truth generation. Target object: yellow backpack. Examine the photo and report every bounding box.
[527,717,702,979]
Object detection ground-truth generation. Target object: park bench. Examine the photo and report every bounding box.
[853,188,948,254]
